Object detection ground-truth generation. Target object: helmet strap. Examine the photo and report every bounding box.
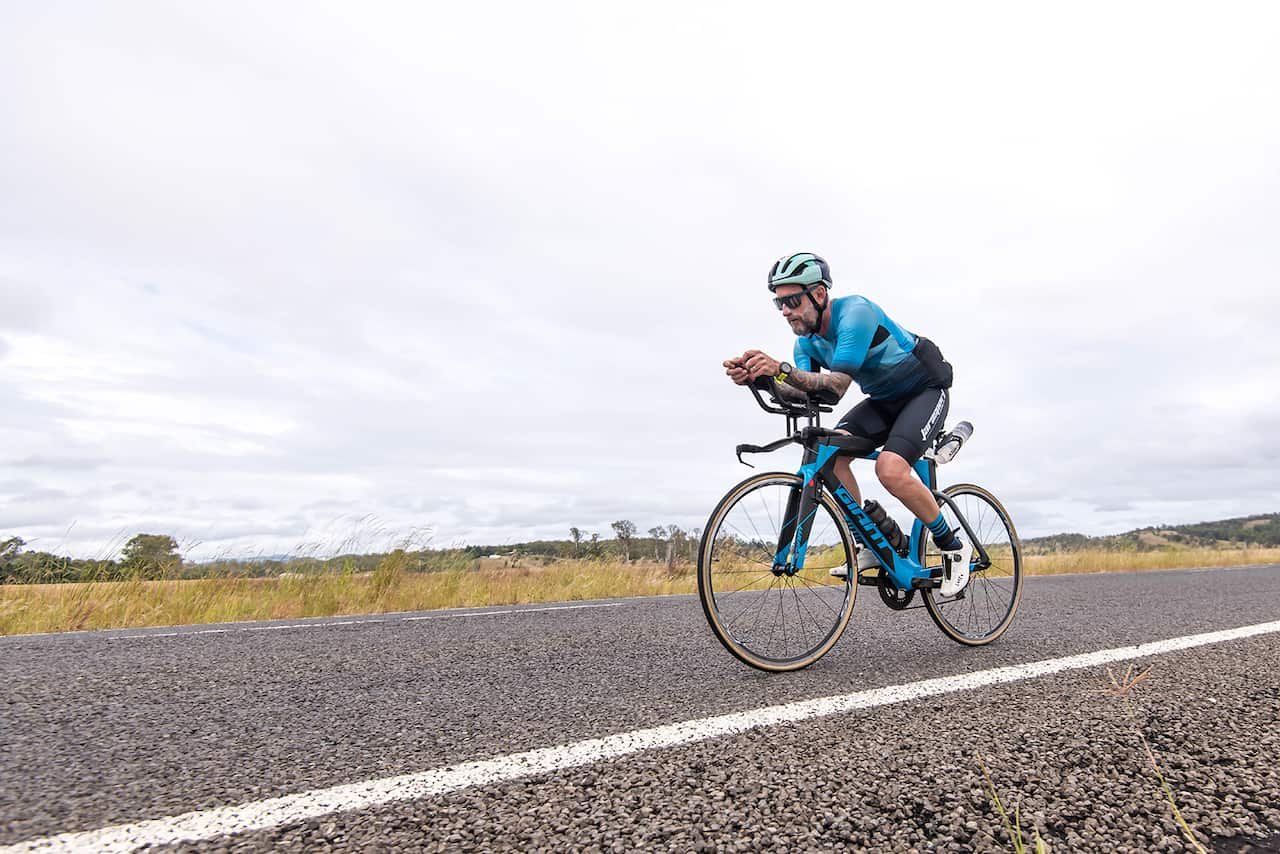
[806,286,830,336]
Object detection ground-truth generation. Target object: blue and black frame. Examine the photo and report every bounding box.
[771,429,993,592]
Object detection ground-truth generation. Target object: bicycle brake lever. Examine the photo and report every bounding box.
[734,444,756,468]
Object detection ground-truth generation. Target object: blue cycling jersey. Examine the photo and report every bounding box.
[793,295,933,400]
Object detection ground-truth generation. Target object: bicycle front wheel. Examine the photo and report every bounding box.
[922,483,1023,645]
[698,472,856,672]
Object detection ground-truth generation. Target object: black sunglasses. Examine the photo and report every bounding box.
[772,283,823,310]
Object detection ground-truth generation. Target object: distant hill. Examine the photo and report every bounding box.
[1023,513,1280,554]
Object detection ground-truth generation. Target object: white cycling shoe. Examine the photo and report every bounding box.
[938,538,973,597]
[831,545,880,579]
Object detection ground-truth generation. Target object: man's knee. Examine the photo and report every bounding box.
[875,453,912,491]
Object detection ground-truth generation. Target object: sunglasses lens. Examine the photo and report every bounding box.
[773,285,817,310]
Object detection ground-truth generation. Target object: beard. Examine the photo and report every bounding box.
[789,314,819,336]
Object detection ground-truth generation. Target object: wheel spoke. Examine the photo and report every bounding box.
[922,486,1022,646]
[700,475,856,670]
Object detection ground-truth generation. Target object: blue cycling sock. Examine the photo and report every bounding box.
[928,513,960,549]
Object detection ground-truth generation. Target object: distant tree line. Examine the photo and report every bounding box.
[0,534,184,583]
[523,520,702,569]
[10,512,1271,584]
[0,520,704,584]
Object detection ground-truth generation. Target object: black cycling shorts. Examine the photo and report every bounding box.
[834,338,954,464]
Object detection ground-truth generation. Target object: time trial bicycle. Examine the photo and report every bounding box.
[697,384,1023,672]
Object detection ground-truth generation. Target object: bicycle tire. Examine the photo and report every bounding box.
[921,483,1023,645]
[697,471,856,671]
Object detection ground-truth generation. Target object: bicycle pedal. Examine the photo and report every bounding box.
[856,571,881,587]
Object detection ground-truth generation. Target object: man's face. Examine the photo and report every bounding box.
[774,284,823,336]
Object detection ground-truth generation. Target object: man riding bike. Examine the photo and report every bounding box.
[723,252,972,596]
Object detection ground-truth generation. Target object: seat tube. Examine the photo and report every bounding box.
[914,456,937,491]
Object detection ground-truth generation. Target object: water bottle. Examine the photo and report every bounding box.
[863,499,908,554]
[932,421,974,465]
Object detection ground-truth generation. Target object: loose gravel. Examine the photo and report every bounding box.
[155,632,1280,853]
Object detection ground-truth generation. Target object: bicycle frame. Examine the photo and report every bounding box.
[773,438,994,591]
[737,381,991,591]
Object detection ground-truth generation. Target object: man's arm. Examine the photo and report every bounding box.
[783,367,853,401]
[740,350,854,403]
[759,376,808,404]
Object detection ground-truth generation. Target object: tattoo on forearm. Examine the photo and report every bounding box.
[784,369,852,399]
[772,382,807,403]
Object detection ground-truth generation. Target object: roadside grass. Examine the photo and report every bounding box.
[1091,664,1209,854]
[2,546,1278,636]
[977,752,1050,853]
[0,556,697,636]
[1023,547,1280,575]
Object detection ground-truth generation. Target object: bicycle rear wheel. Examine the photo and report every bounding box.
[698,472,856,671]
[921,483,1022,645]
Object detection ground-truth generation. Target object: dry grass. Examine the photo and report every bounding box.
[1023,547,1280,575]
[1091,664,1209,854]
[0,555,697,636]
[2,547,1277,636]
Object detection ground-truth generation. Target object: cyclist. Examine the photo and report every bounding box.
[723,252,971,596]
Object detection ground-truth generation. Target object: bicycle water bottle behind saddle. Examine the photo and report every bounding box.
[931,421,974,465]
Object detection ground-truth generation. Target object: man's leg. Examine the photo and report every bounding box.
[874,451,943,522]
[876,387,972,594]
[831,398,889,503]
[831,457,861,504]
[828,399,889,577]
[855,386,970,593]
[874,387,949,523]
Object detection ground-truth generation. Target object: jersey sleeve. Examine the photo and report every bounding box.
[827,302,878,376]
[792,339,813,372]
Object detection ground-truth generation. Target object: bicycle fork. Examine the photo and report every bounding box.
[771,444,849,577]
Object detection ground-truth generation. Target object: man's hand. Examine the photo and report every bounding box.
[741,349,782,381]
[723,355,751,385]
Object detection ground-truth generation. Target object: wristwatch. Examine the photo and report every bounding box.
[774,361,792,384]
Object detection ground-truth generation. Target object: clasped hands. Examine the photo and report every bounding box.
[723,349,782,386]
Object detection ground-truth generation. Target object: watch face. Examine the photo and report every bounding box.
[780,362,793,374]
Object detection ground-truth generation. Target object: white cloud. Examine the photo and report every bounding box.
[2,1,1278,557]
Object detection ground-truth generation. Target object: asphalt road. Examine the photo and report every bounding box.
[2,565,1279,852]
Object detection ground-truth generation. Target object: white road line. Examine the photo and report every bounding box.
[7,618,1280,854]
[400,602,624,621]
[100,601,625,640]
[125,629,230,639]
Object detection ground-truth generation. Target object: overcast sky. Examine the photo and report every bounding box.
[3,2,1279,560]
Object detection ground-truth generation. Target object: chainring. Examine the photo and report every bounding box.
[877,568,916,610]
